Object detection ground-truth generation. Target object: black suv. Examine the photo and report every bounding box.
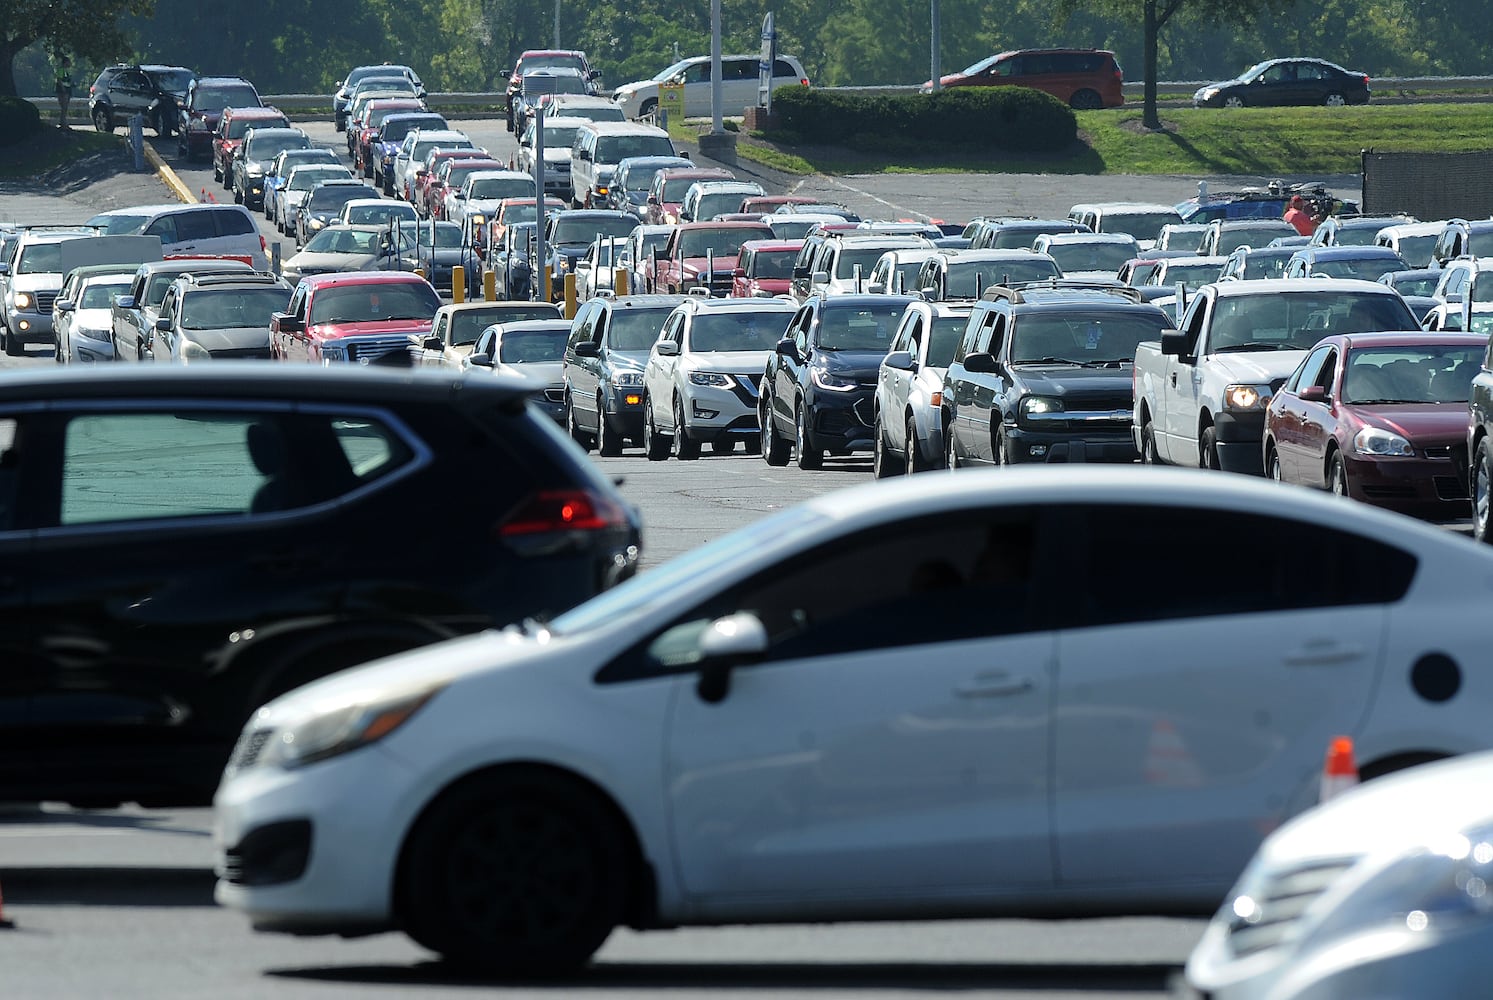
[87,63,195,136]
[942,284,1171,467]
[177,76,262,161]
[760,293,917,469]
[966,218,1088,250]
[0,365,640,805]
[562,293,685,455]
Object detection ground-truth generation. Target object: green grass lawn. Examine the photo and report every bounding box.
[731,104,1493,177]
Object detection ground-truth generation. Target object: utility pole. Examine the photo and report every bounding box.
[710,0,724,134]
[930,0,942,91]
[554,0,561,48]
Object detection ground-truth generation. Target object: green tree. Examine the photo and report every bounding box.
[0,0,155,96]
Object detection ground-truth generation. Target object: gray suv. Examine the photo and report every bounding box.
[562,293,685,455]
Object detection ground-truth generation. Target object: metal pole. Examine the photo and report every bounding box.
[554,0,561,48]
[930,0,942,92]
[710,0,724,134]
[533,103,546,302]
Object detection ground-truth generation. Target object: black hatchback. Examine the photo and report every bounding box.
[1193,58,1370,108]
[0,365,640,806]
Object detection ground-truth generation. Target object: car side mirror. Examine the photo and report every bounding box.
[576,260,592,270]
[679,210,693,222]
[422,335,443,351]
[113,294,135,309]
[655,340,679,357]
[154,316,172,332]
[962,351,997,374]
[1159,330,1191,358]
[775,336,800,361]
[1299,385,1329,403]
[647,195,658,205]
[272,311,302,333]
[695,612,770,704]
[867,281,886,294]
[811,270,829,285]
[55,300,75,313]
[0,263,10,276]
[468,351,494,368]
[733,266,746,278]
[574,340,600,358]
[884,350,915,371]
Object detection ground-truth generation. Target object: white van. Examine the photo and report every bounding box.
[569,121,675,209]
[611,55,810,120]
[116,204,268,269]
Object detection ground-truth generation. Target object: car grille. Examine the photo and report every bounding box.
[1024,393,1134,433]
[852,394,875,428]
[1362,484,1417,499]
[1424,445,1452,459]
[542,386,565,403]
[229,727,273,771]
[213,347,273,360]
[1225,858,1356,959]
[34,290,57,313]
[729,379,760,409]
[346,335,415,364]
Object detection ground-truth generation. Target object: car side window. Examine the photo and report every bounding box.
[214,209,255,236]
[952,310,986,363]
[1311,349,1338,393]
[1287,345,1332,393]
[143,215,178,243]
[795,307,813,353]
[174,211,217,242]
[432,314,449,346]
[1062,504,1416,629]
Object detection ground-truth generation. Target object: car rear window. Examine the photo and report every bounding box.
[213,209,257,236]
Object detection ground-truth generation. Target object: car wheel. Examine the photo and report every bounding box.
[643,398,669,461]
[565,394,593,452]
[596,397,622,457]
[761,391,790,466]
[905,415,930,474]
[672,398,700,460]
[1328,451,1349,496]
[1324,92,1346,107]
[1200,426,1221,470]
[795,402,822,470]
[2,327,20,357]
[399,772,628,974]
[232,181,242,204]
[1141,418,1160,465]
[639,98,658,121]
[92,106,113,133]
[1474,440,1493,543]
[1069,89,1103,111]
[1223,95,1246,109]
[1267,445,1284,482]
[871,414,902,478]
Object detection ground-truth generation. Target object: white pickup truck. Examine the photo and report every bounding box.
[1132,278,1420,474]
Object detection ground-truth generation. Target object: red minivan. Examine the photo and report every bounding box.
[924,48,1125,110]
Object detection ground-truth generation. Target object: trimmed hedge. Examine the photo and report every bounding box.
[770,85,1076,152]
[0,97,42,146]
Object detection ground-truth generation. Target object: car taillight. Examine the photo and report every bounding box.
[1363,75,1371,86]
[498,489,629,541]
[260,234,267,252]
[800,78,809,86]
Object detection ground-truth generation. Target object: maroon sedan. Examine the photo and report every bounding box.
[1264,332,1487,518]
[731,239,803,298]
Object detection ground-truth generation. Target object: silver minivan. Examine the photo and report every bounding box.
[569,122,675,209]
[128,204,268,269]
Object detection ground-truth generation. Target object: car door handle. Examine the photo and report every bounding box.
[955,672,1034,698]
[1283,642,1366,666]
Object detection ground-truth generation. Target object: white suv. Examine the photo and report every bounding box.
[641,296,796,459]
[611,54,809,120]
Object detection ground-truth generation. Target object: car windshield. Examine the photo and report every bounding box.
[1389,236,1435,267]
[412,140,474,162]
[1392,273,1439,296]
[79,279,131,309]
[195,85,257,110]
[308,282,441,324]
[1159,227,1208,251]
[679,228,766,259]
[1209,292,1418,351]
[619,164,670,192]
[1045,242,1135,274]
[16,243,62,274]
[454,309,558,346]
[689,311,791,352]
[607,307,673,351]
[925,316,967,367]
[650,59,695,82]
[307,187,375,211]
[816,303,907,351]
[1154,262,1223,291]
[1341,346,1484,404]
[345,203,417,225]
[247,134,307,160]
[289,168,349,191]
[1333,228,1383,247]
[551,216,637,246]
[381,118,446,143]
[1217,225,1295,255]
[1010,311,1168,364]
[145,68,194,93]
[411,223,465,248]
[275,151,337,174]
[356,78,414,95]
[180,287,290,330]
[597,136,675,162]
[520,54,586,74]
[663,176,714,201]
[1309,257,1405,281]
[497,327,567,362]
[834,248,897,280]
[1240,61,1274,82]
[469,177,534,199]
[500,204,546,225]
[86,213,151,235]
[1243,251,1295,279]
[946,258,1061,296]
[541,125,580,149]
[1103,214,1179,241]
[228,116,284,139]
[697,191,754,220]
[304,228,379,254]
[533,74,587,95]
[749,250,797,279]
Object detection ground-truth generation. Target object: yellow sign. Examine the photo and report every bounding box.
[658,82,685,122]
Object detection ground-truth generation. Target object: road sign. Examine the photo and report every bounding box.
[659,82,684,123]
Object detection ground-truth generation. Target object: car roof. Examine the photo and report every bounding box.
[1039,232,1139,244]
[943,248,1056,260]
[596,294,689,309]
[299,270,434,289]
[1331,331,1488,350]
[1377,222,1443,237]
[814,293,918,308]
[225,107,285,118]
[674,296,797,314]
[1072,202,1178,214]
[739,239,804,252]
[581,121,669,136]
[1298,246,1407,259]
[1212,277,1401,296]
[440,300,562,315]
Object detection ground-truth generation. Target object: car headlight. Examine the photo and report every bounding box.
[12,292,30,310]
[307,218,326,231]
[254,683,444,770]
[810,367,857,392]
[469,213,485,226]
[1224,383,1270,411]
[1354,426,1415,457]
[320,343,348,363]
[689,371,733,387]
[610,370,644,387]
[75,326,110,342]
[1020,395,1064,418]
[1200,87,1221,101]
[181,339,213,362]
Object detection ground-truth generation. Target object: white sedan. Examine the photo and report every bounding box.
[214,467,1493,973]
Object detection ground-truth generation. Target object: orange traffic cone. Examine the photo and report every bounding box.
[1320,736,1360,804]
[0,878,15,929]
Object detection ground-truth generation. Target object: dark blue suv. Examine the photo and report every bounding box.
[760,294,916,469]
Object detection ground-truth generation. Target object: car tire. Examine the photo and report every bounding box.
[1324,92,1346,107]
[399,771,628,975]
[2,327,20,357]
[92,106,113,134]
[905,415,930,474]
[1475,440,1493,543]
[871,414,902,478]
[1140,417,1161,465]
[996,428,1014,467]
[1328,451,1349,497]
[596,398,622,457]
[639,98,658,121]
[565,394,594,452]
[1200,426,1221,470]
[672,399,700,460]
[1267,444,1284,482]
[643,398,669,461]
[761,392,790,466]
[1223,95,1246,108]
[795,402,822,470]
[1069,89,1103,111]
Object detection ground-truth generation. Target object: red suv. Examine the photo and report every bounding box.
[504,49,597,131]
[924,48,1124,110]
[270,271,442,364]
[213,106,290,187]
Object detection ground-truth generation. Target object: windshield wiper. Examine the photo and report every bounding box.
[1349,398,1410,405]
[1213,343,1287,353]
[1015,356,1083,365]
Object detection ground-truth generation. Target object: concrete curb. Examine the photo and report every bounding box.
[143,143,196,204]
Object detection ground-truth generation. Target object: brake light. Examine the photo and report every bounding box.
[498,490,628,537]
[1363,75,1371,86]
[800,78,809,87]
[260,234,267,252]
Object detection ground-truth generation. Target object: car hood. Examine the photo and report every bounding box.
[746,278,792,294]
[1205,349,1308,383]
[420,249,468,265]
[183,325,272,353]
[542,149,572,164]
[687,349,773,374]
[1008,365,1135,395]
[817,349,884,381]
[71,306,115,329]
[498,360,564,384]
[605,350,649,370]
[308,318,434,340]
[1349,402,1471,441]
[284,250,377,272]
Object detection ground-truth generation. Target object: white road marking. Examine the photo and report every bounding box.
[814,176,932,222]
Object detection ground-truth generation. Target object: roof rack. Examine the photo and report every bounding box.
[181,272,283,288]
[981,279,1143,303]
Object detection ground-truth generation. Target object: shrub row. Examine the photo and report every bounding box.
[770,85,1076,152]
[0,97,42,146]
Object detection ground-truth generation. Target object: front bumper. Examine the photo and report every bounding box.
[1343,451,1470,518]
[1214,411,1267,475]
[7,309,53,341]
[67,328,114,362]
[602,382,646,438]
[681,379,761,441]
[1004,423,1138,464]
[808,386,876,453]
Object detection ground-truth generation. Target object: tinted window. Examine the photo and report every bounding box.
[606,307,672,351]
[180,287,291,329]
[689,311,790,352]
[1064,504,1417,628]
[815,302,907,351]
[195,85,258,110]
[1009,310,1167,364]
[213,208,256,236]
[308,282,440,324]
[170,210,217,242]
[1101,213,1179,240]
[551,216,638,245]
[1044,241,1135,274]
[946,258,1060,296]
[498,328,567,363]
[450,307,558,345]
[750,250,797,279]
[306,186,378,211]
[678,227,770,259]
[469,177,535,199]
[381,117,448,143]
[245,133,308,160]
[926,316,967,366]
[0,417,19,532]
